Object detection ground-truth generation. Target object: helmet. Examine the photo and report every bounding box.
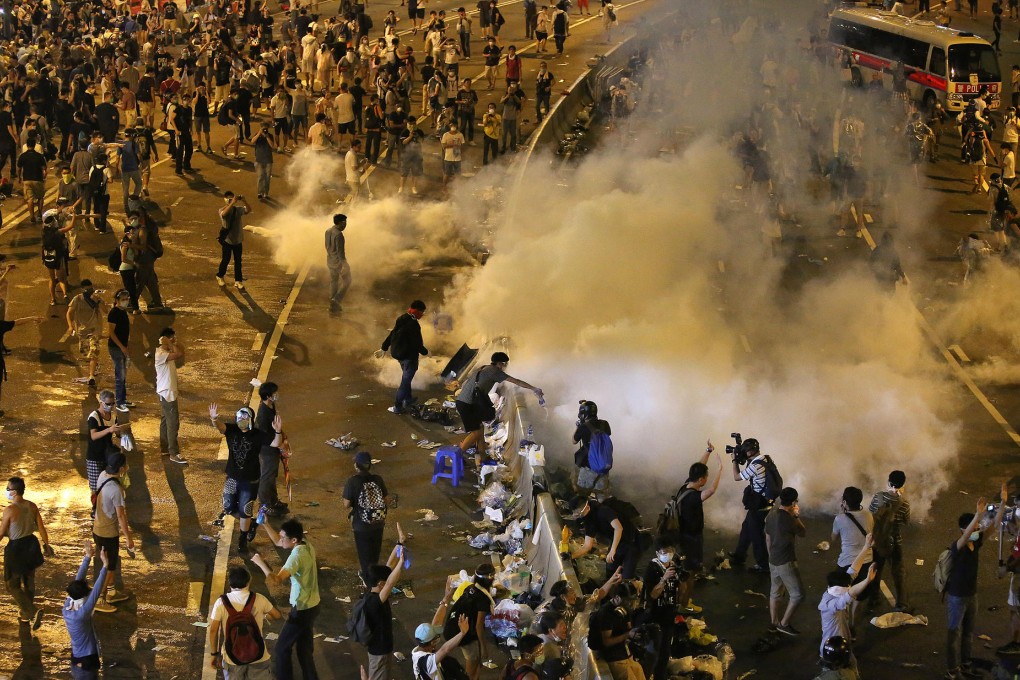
[42,208,59,223]
[578,400,598,422]
[235,407,255,428]
[821,636,851,667]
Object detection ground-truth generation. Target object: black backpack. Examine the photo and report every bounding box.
[41,224,64,265]
[346,593,373,644]
[602,496,642,529]
[442,586,488,640]
[996,184,1015,215]
[88,166,108,196]
[108,245,122,272]
[218,103,233,126]
[416,652,470,680]
[758,456,783,502]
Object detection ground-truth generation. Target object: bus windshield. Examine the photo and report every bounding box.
[948,44,1001,82]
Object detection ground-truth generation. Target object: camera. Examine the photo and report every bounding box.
[726,433,759,466]
[987,503,1018,524]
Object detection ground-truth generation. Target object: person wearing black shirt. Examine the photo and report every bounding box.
[444,564,496,680]
[945,486,1007,679]
[364,94,384,163]
[535,62,554,122]
[255,381,288,515]
[361,543,405,680]
[209,402,282,553]
[642,538,683,680]
[86,392,122,492]
[571,497,641,578]
[106,291,132,408]
[596,582,645,680]
[172,92,194,174]
[194,85,212,153]
[666,447,722,579]
[343,453,389,584]
[380,300,428,414]
[95,92,120,143]
[573,401,612,494]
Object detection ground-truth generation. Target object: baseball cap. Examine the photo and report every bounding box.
[354,451,372,467]
[414,623,441,644]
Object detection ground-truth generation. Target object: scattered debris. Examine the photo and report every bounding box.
[870,612,929,628]
[192,621,208,628]
[743,590,767,599]
[265,632,279,640]
[336,596,352,603]
[326,434,359,450]
[305,502,320,507]
[915,559,924,566]
[815,541,830,552]
[381,441,397,448]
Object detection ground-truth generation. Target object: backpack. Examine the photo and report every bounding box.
[933,546,954,595]
[586,604,607,652]
[242,69,261,93]
[346,593,374,644]
[416,652,471,680]
[88,166,108,196]
[442,585,491,640]
[356,477,387,525]
[586,423,613,474]
[607,7,616,21]
[996,184,1015,215]
[108,245,122,272]
[218,103,233,126]
[656,487,695,540]
[41,224,64,265]
[872,495,905,558]
[221,593,267,665]
[602,496,642,529]
[758,456,783,502]
[146,222,165,259]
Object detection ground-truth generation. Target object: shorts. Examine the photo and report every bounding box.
[92,533,121,571]
[23,180,44,201]
[409,7,424,19]
[769,561,804,603]
[443,160,461,176]
[401,156,423,177]
[338,121,355,134]
[223,659,274,680]
[138,100,154,118]
[274,117,290,134]
[78,333,99,361]
[162,18,176,33]
[195,116,211,133]
[536,31,548,40]
[459,640,481,664]
[223,477,256,518]
[86,459,103,492]
[455,400,485,432]
[291,114,307,129]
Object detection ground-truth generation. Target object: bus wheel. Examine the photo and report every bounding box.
[923,91,937,112]
[850,67,863,87]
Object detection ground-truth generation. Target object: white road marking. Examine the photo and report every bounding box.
[717,260,726,273]
[170,196,184,207]
[879,580,896,607]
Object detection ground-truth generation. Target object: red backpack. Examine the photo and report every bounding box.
[221,593,266,665]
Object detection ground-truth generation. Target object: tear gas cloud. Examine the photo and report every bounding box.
[441,0,964,525]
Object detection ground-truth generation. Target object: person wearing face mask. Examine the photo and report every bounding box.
[67,281,107,388]
[0,476,52,629]
[830,487,873,631]
[503,635,543,680]
[945,485,1008,680]
[380,300,428,414]
[818,536,877,672]
[440,121,464,188]
[106,290,133,408]
[443,564,497,680]
[210,402,283,553]
[535,62,554,123]
[535,612,568,665]
[155,328,187,465]
[91,452,134,613]
[482,103,501,165]
[594,581,645,680]
[255,381,288,517]
[63,541,110,679]
[642,538,687,680]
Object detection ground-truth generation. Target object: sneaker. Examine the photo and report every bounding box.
[681,602,703,614]
[211,517,225,527]
[121,402,136,408]
[246,525,258,542]
[31,609,43,630]
[775,624,800,637]
[93,598,117,613]
[106,589,131,603]
[216,276,225,286]
[169,454,188,465]
[238,539,250,554]
[998,641,1020,654]
[234,281,245,290]
[387,406,404,414]
[748,564,770,574]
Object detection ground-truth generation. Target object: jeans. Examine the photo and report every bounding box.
[121,170,142,207]
[275,604,319,680]
[175,133,193,172]
[383,131,400,165]
[459,111,475,141]
[354,525,384,583]
[483,136,499,164]
[500,118,517,152]
[328,260,352,305]
[946,594,976,670]
[734,506,769,568]
[119,268,138,310]
[159,396,180,456]
[217,242,243,281]
[109,345,129,405]
[607,537,640,579]
[256,162,272,196]
[395,358,418,409]
[536,92,551,121]
[94,193,110,233]
[870,543,907,607]
[258,449,281,508]
[134,259,163,307]
[5,569,37,619]
[459,32,471,58]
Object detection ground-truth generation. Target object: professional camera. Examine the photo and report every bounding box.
[725,433,759,466]
[986,502,1019,525]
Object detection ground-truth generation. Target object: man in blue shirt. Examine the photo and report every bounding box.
[63,542,109,680]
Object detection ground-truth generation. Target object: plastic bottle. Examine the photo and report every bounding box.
[256,504,268,526]
[559,526,570,555]
[527,425,534,440]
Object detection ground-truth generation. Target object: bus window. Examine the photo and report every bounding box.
[948,44,1001,82]
[929,47,946,77]
[901,38,928,69]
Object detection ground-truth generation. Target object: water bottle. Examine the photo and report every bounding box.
[527,425,533,439]
[256,504,268,526]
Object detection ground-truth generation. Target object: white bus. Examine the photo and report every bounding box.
[828,7,1001,112]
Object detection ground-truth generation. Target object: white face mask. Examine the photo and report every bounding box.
[657,552,673,565]
[970,531,981,543]
[6,490,16,501]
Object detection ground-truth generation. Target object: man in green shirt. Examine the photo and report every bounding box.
[252,519,320,680]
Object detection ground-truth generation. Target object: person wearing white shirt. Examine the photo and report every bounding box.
[208,566,282,679]
[155,327,187,464]
[345,139,370,203]
[333,84,357,149]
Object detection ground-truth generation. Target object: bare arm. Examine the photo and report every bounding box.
[957,499,985,551]
[570,535,594,559]
[377,554,403,603]
[32,502,49,546]
[116,505,134,549]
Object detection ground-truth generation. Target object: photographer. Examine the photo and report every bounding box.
[729,437,775,574]
[215,190,249,289]
[642,537,686,680]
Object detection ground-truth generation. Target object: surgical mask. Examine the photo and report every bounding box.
[237,418,251,431]
[657,552,673,565]
[970,531,981,543]
[6,490,15,501]
[272,394,279,403]
[535,655,546,666]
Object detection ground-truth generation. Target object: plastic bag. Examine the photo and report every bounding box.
[120,433,134,452]
[574,555,604,584]
[478,482,511,510]
[691,655,724,680]
[469,533,493,549]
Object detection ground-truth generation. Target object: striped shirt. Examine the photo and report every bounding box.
[740,454,768,494]
[869,490,911,544]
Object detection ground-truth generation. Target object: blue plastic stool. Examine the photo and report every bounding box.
[432,446,465,487]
